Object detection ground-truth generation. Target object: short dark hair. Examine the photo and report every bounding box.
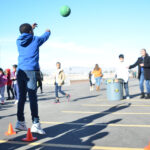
[56,62,61,68]
[13,64,17,68]
[19,23,32,34]
[56,62,61,65]
[0,68,4,74]
[119,54,124,58]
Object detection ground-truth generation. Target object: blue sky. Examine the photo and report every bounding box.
[0,0,150,70]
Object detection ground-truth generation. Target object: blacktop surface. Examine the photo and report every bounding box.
[0,78,150,150]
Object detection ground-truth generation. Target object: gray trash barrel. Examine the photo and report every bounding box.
[106,79,123,101]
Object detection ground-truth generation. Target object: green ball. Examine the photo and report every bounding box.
[60,5,71,17]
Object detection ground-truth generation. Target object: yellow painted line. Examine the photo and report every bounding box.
[41,121,150,128]
[122,99,150,102]
[62,110,150,115]
[92,146,143,150]
[82,104,150,107]
[0,140,143,150]
[97,99,150,102]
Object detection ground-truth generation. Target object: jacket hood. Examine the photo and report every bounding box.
[17,33,33,47]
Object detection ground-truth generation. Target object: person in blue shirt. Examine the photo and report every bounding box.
[15,23,50,134]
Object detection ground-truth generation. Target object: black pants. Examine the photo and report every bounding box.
[7,85,14,98]
[17,70,39,123]
[37,80,43,92]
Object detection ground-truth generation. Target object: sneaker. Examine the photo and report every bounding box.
[54,99,60,103]
[1,101,4,105]
[90,87,92,91]
[145,94,150,99]
[66,94,71,102]
[140,92,145,99]
[15,121,27,131]
[126,96,130,100]
[91,86,94,91]
[31,123,45,134]
[14,100,18,105]
[11,96,15,100]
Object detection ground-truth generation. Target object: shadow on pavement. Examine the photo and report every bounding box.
[0,113,16,120]
[73,95,100,102]
[0,101,15,112]
[130,93,141,98]
[0,103,131,150]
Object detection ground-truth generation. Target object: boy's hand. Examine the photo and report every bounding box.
[46,29,50,32]
[32,23,38,29]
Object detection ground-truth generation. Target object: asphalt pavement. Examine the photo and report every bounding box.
[0,78,150,150]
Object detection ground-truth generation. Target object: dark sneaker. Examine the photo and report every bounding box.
[7,97,11,100]
[145,94,150,99]
[1,101,4,105]
[54,99,60,103]
[66,94,71,102]
[140,93,145,99]
[11,96,15,100]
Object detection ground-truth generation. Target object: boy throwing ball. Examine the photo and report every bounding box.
[15,23,50,134]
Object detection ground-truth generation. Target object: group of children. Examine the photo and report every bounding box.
[1,21,150,136]
[0,65,19,105]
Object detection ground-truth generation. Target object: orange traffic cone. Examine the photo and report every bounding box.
[22,128,37,142]
[144,143,150,150]
[5,123,16,135]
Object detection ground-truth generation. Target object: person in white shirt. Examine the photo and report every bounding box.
[115,54,130,99]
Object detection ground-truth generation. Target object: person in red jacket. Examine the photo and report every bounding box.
[5,69,14,100]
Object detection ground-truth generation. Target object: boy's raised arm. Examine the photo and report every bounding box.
[38,29,51,46]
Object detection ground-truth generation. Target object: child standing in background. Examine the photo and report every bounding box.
[92,64,103,91]
[12,65,19,104]
[89,71,95,91]
[115,54,130,99]
[0,68,7,104]
[5,69,14,100]
[54,62,71,103]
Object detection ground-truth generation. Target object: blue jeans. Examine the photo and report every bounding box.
[55,83,66,98]
[13,83,19,100]
[139,72,145,93]
[95,77,102,86]
[17,70,39,123]
[0,86,5,102]
[124,82,129,97]
[146,80,150,94]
